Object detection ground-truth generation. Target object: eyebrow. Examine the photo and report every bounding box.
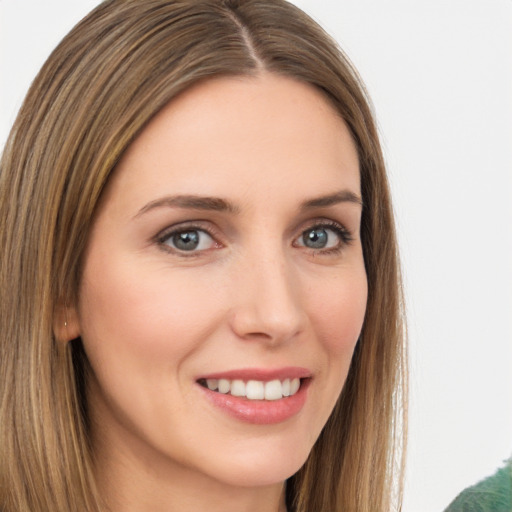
[134,189,362,218]
[300,190,363,210]
[135,195,240,218]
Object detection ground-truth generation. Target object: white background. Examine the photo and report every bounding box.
[1,1,511,511]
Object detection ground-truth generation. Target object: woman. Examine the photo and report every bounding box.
[0,1,407,511]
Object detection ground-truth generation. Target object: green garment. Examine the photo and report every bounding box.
[444,460,512,512]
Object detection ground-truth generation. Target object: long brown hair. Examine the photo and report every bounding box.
[0,1,407,510]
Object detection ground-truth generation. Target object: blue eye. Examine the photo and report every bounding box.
[303,228,329,249]
[162,229,215,252]
[298,224,351,251]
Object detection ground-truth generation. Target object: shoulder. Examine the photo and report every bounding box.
[444,460,512,512]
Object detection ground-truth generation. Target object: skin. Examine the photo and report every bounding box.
[68,73,367,512]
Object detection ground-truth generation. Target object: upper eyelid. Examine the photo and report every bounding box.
[301,218,346,229]
[296,218,352,236]
[155,220,220,240]
[155,217,349,235]
[296,221,353,243]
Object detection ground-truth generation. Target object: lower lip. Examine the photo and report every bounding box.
[199,379,310,425]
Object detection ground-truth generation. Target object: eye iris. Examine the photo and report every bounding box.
[172,230,200,251]
[303,228,328,249]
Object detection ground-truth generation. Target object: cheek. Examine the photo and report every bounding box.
[78,255,224,367]
[299,267,367,443]
[77,257,228,432]
[308,269,368,356]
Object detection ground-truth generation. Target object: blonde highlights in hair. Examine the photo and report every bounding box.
[0,1,407,510]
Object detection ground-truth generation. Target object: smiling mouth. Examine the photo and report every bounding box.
[197,378,304,401]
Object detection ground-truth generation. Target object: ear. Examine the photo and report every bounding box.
[53,303,81,344]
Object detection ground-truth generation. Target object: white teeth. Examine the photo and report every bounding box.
[202,377,303,400]
[218,379,230,394]
[230,379,246,397]
[282,378,291,397]
[264,379,283,400]
[246,380,265,400]
[290,378,300,395]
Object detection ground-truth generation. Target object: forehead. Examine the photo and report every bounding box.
[104,73,360,213]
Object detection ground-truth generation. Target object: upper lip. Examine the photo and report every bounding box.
[197,367,312,382]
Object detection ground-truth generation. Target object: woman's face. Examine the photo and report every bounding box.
[74,74,367,489]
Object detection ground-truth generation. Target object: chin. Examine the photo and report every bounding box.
[196,437,312,488]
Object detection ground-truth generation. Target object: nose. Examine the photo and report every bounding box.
[228,248,307,345]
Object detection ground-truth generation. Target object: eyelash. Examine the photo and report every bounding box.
[297,220,354,255]
[155,221,220,257]
[155,219,354,257]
